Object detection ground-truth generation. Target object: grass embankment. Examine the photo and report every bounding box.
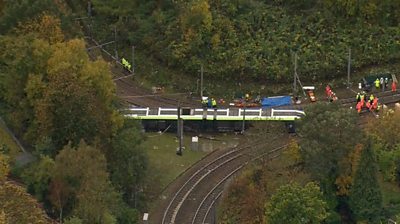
[0,119,22,161]
[380,176,400,216]
[142,132,240,203]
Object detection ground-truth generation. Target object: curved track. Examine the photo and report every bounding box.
[159,134,288,224]
[85,36,400,224]
[192,144,285,224]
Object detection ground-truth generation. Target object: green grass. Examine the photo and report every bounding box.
[143,133,205,194]
[0,120,22,161]
[142,132,241,204]
[379,175,400,216]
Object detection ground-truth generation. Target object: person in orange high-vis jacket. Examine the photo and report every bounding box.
[360,98,365,108]
[392,81,397,92]
[356,102,362,113]
[366,101,371,110]
[372,98,378,111]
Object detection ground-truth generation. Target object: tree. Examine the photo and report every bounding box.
[22,156,55,201]
[64,216,83,224]
[0,35,50,136]
[296,103,360,221]
[0,155,52,224]
[219,168,267,223]
[349,141,382,222]
[0,153,8,182]
[0,181,52,224]
[297,103,360,189]
[26,39,122,153]
[109,122,148,207]
[16,13,64,44]
[265,182,329,224]
[116,206,139,224]
[92,0,137,19]
[0,0,61,34]
[366,110,400,149]
[49,141,121,223]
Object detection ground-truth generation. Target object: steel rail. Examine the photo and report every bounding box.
[161,137,278,224]
[194,144,288,224]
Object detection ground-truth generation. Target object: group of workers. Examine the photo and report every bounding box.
[374,77,397,92]
[121,58,132,71]
[325,85,338,102]
[356,92,379,113]
[201,97,217,108]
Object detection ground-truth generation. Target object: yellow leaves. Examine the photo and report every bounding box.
[80,60,115,104]
[0,153,9,182]
[183,28,196,42]
[211,33,221,49]
[17,13,64,44]
[366,109,400,148]
[349,144,363,176]
[25,74,46,104]
[335,144,364,196]
[283,138,302,165]
[180,0,213,32]
[0,210,5,224]
[0,181,51,223]
[335,175,352,196]
[47,39,89,77]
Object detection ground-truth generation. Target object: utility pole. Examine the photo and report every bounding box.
[293,52,298,95]
[132,45,135,75]
[87,1,92,38]
[176,106,183,156]
[347,48,351,88]
[114,26,118,61]
[293,52,307,97]
[200,64,204,98]
[87,1,92,17]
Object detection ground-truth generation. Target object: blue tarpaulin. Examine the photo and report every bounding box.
[261,96,292,108]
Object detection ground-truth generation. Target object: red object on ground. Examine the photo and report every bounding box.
[392,82,397,92]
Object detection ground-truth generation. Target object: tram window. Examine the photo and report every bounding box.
[182,108,191,115]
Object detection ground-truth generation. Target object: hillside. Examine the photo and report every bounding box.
[89,0,400,83]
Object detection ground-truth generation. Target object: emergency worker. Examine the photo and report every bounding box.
[372,98,378,110]
[369,94,374,104]
[360,92,365,102]
[201,97,208,108]
[356,102,362,113]
[245,93,250,102]
[356,93,361,102]
[212,98,217,108]
[375,78,380,90]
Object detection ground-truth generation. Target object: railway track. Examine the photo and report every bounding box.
[192,144,285,224]
[86,35,400,109]
[114,72,196,108]
[83,30,400,224]
[85,37,197,108]
[278,89,400,110]
[160,134,288,224]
